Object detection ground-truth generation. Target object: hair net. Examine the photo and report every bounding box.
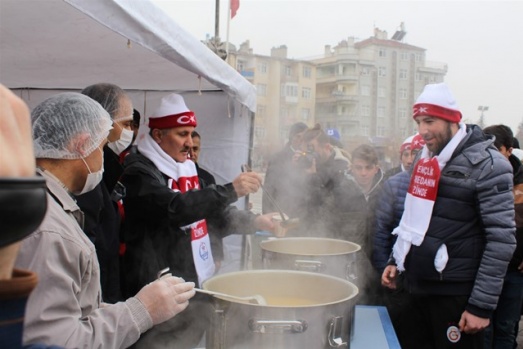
[32,92,112,159]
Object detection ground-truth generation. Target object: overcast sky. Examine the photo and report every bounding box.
[152,0,523,134]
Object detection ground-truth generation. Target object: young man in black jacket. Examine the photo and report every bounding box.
[482,124,523,348]
[382,83,515,349]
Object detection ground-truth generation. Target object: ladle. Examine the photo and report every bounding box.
[156,268,268,305]
[241,164,298,228]
[194,287,267,305]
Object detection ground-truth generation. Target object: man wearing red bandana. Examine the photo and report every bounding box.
[381,83,516,349]
[120,93,282,349]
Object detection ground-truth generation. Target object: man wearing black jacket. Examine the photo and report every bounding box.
[120,93,282,348]
[382,83,515,349]
[483,124,523,348]
[76,83,134,303]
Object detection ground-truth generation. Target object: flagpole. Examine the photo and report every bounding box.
[225,0,231,63]
[214,0,220,39]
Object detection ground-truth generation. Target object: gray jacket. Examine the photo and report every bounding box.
[404,125,516,319]
[15,169,152,348]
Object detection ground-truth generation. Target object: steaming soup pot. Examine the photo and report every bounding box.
[203,270,358,349]
[260,237,361,283]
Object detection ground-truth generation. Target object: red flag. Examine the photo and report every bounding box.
[231,0,239,18]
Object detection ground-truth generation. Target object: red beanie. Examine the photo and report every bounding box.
[413,83,462,123]
[148,94,197,129]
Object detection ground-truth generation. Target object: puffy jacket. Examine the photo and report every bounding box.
[509,154,523,270]
[372,170,410,273]
[404,125,516,319]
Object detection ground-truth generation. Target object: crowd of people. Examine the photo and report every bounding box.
[264,82,520,349]
[0,80,521,349]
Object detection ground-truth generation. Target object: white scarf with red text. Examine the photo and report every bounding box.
[137,132,215,285]
[392,123,467,272]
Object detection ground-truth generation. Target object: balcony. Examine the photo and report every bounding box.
[281,96,298,104]
[316,73,359,83]
[418,61,448,73]
[316,91,359,103]
[240,70,255,81]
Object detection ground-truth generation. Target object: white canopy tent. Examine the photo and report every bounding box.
[0,0,257,187]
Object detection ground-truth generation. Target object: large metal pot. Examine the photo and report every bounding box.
[203,270,358,349]
[260,237,361,283]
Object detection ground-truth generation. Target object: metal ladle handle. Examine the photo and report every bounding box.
[194,287,266,305]
[241,164,287,223]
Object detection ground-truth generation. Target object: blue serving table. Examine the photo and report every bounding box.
[351,305,401,349]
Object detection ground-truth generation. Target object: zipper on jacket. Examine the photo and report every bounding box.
[443,170,470,179]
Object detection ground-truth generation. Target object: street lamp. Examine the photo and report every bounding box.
[478,106,489,128]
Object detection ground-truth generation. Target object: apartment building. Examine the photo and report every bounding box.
[312,28,447,164]
[227,28,447,168]
[228,41,316,169]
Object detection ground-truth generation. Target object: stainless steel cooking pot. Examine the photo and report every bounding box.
[203,270,358,349]
[260,237,361,283]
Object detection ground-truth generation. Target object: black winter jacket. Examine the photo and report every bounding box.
[120,152,258,296]
[404,125,516,319]
[373,170,410,273]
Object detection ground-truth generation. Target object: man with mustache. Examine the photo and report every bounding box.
[119,93,282,348]
[381,83,516,349]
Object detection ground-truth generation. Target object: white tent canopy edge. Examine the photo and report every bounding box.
[0,0,257,188]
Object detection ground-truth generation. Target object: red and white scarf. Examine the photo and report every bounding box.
[392,123,467,272]
[137,131,215,285]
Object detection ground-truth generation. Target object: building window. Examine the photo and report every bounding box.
[415,53,423,62]
[399,69,407,80]
[378,106,385,118]
[379,48,387,57]
[362,105,370,116]
[301,108,311,121]
[302,66,312,78]
[399,107,407,119]
[302,87,311,99]
[282,85,298,97]
[257,84,267,96]
[259,62,268,74]
[378,86,386,98]
[378,66,386,77]
[361,67,370,76]
[399,88,407,99]
[255,126,265,139]
[236,61,245,72]
[377,126,386,136]
[284,66,292,76]
[400,51,409,60]
[361,125,370,136]
[361,85,370,96]
[257,105,266,118]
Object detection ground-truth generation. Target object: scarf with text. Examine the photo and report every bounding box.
[137,131,215,285]
[392,123,467,272]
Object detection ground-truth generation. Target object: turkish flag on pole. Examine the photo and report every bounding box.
[231,0,240,18]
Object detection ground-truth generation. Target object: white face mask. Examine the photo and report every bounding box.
[78,148,104,195]
[107,126,133,155]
